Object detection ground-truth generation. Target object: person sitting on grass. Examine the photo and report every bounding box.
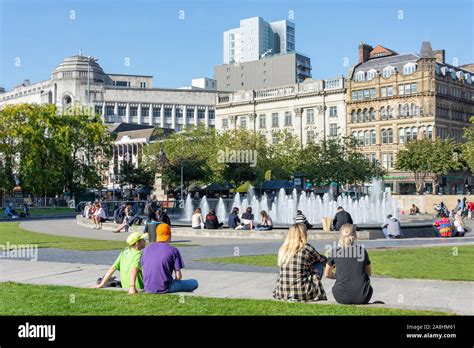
[433,213,455,237]
[409,204,419,215]
[5,204,18,219]
[94,231,147,294]
[273,223,327,302]
[227,207,241,229]
[92,203,107,229]
[141,223,199,294]
[294,210,313,229]
[324,224,373,305]
[204,209,224,229]
[255,210,273,231]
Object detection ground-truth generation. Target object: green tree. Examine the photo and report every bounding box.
[396,138,463,194]
[463,116,474,173]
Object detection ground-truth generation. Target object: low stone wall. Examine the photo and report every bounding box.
[395,195,469,214]
[75,215,375,240]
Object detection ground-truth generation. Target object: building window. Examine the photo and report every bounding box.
[175,107,182,118]
[370,88,376,98]
[307,130,315,142]
[411,127,418,141]
[186,107,194,119]
[329,123,338,137]
[153,107,161,118]
[367,69,377,81]
[130,106,138,117]
[329,106,337,117]
[208,109,215,119]
[380,106,387,120]
[382,153,394,169]
[259,114,266,129]
[197,109,205,119]
[351,110,357,123]
[381,129,387,144]
[140,82,147,88]
[364,108,369,122]
[355,71,365,82]
[307,109,315,124]
[383,66,394,78]
[403,63,416,75]
[272,113,279,127]
[118,106,126,117]
[240,116,247,128]
[272,133,278,144]
[427,125,433,139]
[222,118,229,128]
[358,109,363,123]
[284,111,292,126]
[106,105,114,116]
[358,131,364,146]
[405,127,411,142]
[369,107,375,121]
[364,130,370,145]
[399,128,405,144]
[141,107,149,117]
[388,128,393,144]
[370,130,376,145]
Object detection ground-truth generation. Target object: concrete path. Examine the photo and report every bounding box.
[1,259,473,315]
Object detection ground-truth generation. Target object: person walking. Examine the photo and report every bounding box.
[332,206,353,231]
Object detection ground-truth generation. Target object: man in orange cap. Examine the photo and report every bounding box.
[141,223,198,294]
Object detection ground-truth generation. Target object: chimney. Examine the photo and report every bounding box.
[433,49,445,64]
[358,42,373,63]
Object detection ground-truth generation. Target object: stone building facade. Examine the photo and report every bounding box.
[215,77,346,146]
[346,41,474,194]
[0,54,218,131]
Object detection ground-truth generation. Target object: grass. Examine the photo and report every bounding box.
[0,222,194,251]
[198,245,474,281]
[0,282,447,316]
[1,207,76,216]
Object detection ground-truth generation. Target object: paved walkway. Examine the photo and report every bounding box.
[1,259,473,315]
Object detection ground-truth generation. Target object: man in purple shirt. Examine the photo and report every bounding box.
[141,223,199,293]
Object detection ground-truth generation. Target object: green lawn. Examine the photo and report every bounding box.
[198,245,474,281]
[0,282,446,316]
[1,207,76,216]
[0,222,193,251]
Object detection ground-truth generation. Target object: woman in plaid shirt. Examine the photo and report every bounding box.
[273,223,327,302]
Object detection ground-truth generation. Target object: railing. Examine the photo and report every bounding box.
[324,77,344,90]
[255,86,296,99]
[2,197,70,208]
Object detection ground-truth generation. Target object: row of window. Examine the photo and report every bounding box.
[354,63,417,82]
[351,83,417,101]
[222,107,339,129]
[436,84,473,100]
[103,105,214,119]
[352,126,434,146]
[350,103,421,123]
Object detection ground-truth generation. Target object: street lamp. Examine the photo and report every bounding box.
[110,173,115,201]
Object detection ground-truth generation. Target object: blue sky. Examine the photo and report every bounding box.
[0,0,472,90]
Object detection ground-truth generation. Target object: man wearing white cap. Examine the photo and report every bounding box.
[94,232,148,294]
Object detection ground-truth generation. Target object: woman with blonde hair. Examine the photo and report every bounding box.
[453,211,465,237]
[324,224,373,304]
[273,223,327,302]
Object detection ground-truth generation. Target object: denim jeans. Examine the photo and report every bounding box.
[314,263,324,279]
[168,279,199,293]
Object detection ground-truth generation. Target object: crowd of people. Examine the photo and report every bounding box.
[4,203,29,219]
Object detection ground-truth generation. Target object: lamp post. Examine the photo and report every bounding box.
[110,173,115,201]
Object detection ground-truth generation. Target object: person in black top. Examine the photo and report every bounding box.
[241,207,255,230]
[158,209,171,225]
[324,224,373,304]
[332,206,353,231]
[227,207,241,229]
[205,209,223,229]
